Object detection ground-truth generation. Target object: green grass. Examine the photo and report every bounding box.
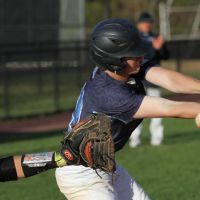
[0,118,200,200]
[117,118,200,200]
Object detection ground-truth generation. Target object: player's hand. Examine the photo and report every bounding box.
[152,36,165,50]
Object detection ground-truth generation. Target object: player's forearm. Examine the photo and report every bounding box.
[134,96,200,119]
[167,71,200,94]
[146,67,200,94]
[0,152,66,182]
[167,101,200,119]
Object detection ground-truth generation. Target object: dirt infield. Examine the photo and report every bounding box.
[0,112,72,134]
[0,94,199,134]
[166,94,200,102]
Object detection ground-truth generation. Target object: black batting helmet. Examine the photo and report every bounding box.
[89,18,150,72]
[137,12,154,24]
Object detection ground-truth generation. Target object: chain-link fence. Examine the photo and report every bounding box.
[0,0,85,44]
[0,41,92,119]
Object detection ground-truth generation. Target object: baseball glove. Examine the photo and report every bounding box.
[60,113,116,173]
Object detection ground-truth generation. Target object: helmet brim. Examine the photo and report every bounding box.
[120,38,152,59]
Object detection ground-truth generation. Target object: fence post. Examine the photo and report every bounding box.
[1,52,10,119]
[76,42,82,88]
[37,44,43,95]
[176,42,181,72]
[53,47,60,112]
[104,0,111,18]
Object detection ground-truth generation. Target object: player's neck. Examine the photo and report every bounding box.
[104,70,128,82]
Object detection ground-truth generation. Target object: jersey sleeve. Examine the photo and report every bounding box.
[135,59,160,80]
[98,86,145,124]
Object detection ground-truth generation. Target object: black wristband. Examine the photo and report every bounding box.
[0,156,18,182]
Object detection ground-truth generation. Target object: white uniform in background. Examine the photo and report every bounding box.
[129,87,164,147]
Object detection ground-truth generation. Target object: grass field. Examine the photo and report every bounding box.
[0,118,200,200]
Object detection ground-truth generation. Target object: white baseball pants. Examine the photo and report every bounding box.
[55,165,150,200]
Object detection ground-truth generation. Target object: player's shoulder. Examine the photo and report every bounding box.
[86,69,135,104]
[86,67,126,91]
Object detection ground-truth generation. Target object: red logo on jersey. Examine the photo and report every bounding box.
[64,150,73,161]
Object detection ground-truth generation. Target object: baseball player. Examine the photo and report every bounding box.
[129,12,170,147]
[55,18,200,200]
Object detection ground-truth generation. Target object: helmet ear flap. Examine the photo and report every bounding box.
[106,63,126,72]
[90,49,126,72]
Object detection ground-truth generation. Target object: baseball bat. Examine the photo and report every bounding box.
[0,151,67,182]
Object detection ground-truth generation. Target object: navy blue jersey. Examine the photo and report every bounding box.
[68,61,157,151]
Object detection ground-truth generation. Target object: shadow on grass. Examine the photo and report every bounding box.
[164,130,200,145]
[0,129,199,146]
[140,130,200,147]
[0,130,64,144]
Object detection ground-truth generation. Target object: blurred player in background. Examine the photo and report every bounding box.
[129,12,170,148]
